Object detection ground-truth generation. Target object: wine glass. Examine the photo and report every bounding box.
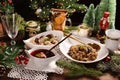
[1,13,20,46]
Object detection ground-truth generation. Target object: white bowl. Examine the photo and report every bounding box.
[25,47,61,72]
[105,29,120,39]
[105,29,120,51]
[23,30,64,48]
[59,35,109,63]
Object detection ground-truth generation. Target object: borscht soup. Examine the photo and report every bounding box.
[31,49,55,58]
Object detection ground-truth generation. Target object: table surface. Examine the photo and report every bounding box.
[0,34,120,80]
[0,67,119,80]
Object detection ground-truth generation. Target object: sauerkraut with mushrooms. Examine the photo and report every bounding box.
[68,44,98,61]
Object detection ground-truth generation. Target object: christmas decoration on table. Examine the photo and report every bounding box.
[0,0,14,14]
[97,52,120,73]
[96,12,110,43]
[56,51,120,77]
[82,0,116,32]
[56,60,102,77]
[29,0,87,21]
[0,47,19,68]
[94,0,116,30]
[0,42,21,68]
[14,54,29,65]
[82,4,95,29]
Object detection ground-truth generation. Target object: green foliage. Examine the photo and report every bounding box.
[40,24,47,32]
[0,46,20,68]
[57,60,102,77]
[108,0,116,29]
[0,0,14,14]
[29,0,87,21]
[97,53,120,73]
[83,4,95,28]
[94,5,100,31]
[83,0,116,31]
[16,14,26,30]
[94,0,109,31]
[95,0,116,30]
[63,26,79,33]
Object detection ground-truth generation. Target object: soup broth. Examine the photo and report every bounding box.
[31,49,55,58]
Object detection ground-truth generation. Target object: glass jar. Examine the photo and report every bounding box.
[25,21,40,38]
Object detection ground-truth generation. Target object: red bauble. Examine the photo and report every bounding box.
[104,56,111,62]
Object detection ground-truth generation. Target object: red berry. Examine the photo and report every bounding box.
[8,0,12,4]
[15,56,19,61]
[2,2,5,5]
[18,60,22,64]
[105,56,111,62]
[25,57,29,61]
[19,55,25,60]
[24,60,28,65]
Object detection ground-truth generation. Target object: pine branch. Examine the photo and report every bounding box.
[57,60,102,77]
[97,53,120,73]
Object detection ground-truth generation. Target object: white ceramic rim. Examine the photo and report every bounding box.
[105,29,120,39]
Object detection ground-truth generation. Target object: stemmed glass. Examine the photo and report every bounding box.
[1,13,20,46]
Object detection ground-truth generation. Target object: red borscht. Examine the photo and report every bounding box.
[31,49,55,58]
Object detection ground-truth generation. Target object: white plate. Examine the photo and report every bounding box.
[59,36,109,63]
[23,30,64,48]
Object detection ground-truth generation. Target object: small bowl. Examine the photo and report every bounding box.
[105,29,120,51]
[25,47,61,72]
[105,29,120,39]
[23,30,64,48]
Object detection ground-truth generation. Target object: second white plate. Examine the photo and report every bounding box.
[59,36,109,63]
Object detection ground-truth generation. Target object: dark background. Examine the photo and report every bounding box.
[12,0,120,30]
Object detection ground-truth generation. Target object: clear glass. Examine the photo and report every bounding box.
[1,13,19,46]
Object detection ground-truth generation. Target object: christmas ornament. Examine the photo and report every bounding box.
[96,12,110,43]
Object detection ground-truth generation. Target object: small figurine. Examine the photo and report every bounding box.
[97,12,110,43]
[100,12,110,29]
